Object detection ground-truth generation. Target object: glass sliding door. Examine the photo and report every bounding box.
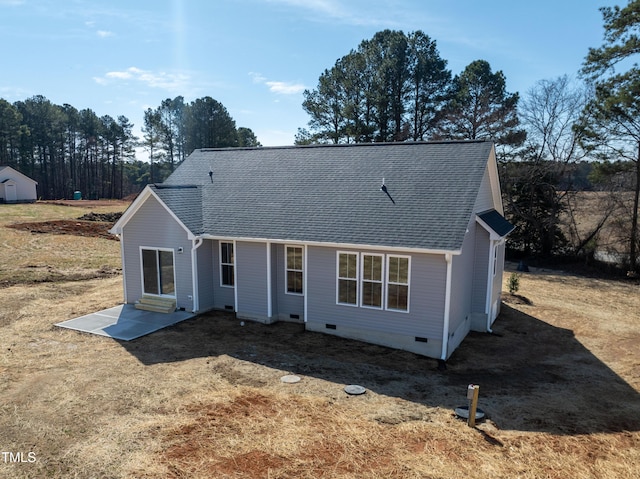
[158,250,175,295]
[141,248,175,296]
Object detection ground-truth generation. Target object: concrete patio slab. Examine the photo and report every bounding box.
[55,304,196,340]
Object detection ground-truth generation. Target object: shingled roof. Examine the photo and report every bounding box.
[152,140,495,252]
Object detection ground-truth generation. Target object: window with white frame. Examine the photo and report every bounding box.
[387,255,410,311]
[220,242,234,287]
[286,245,303,294]
[337,252,358,305]
[361,253,383,308]
[336,252,410,312]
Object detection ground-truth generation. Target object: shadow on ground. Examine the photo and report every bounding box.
[117,304,640,435]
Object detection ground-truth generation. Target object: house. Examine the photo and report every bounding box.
[110,141,513,360]
[0,166,38,203]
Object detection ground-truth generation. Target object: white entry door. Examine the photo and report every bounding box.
[5,183,17,202]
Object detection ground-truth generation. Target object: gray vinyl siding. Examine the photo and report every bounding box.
[474,167,495,212]
[472,224,490,314]
[306,246,447,340]
[235,241,269,321]
[274,244,304,321]
[121,195,194,310]
[211,240,236,311]
[196,239,215,311]
[449,216,476,335]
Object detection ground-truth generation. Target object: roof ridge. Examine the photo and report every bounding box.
[197,139,491,153]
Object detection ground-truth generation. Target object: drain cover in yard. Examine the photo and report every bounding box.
[280,375,301,383]
[344,385,366,395]
[454,406,486,421]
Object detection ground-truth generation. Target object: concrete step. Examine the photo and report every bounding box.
[135,295,176,314]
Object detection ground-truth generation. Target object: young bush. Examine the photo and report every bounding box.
[508,272,521,294]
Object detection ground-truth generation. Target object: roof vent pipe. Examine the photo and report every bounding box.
[380,178,395,204]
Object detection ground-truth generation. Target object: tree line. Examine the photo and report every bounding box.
[141,96,260,182]
[0,95,259,200]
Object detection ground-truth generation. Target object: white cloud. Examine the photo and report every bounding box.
[250,72,306,95]
[93,67,190,92]
[249,72,267,84]
[96,30,114,38]
[270,0,347,18]
[265,0,402,27]
[265,81,306,95]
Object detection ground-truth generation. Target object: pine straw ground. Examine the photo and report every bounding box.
[1,203,639,478]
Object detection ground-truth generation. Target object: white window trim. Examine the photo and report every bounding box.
[139,246,176,298]
[360,252,384,310]
[219,241,235,288]
[336,251,359,307]
[386,254,411,313]
[285,245,304,296]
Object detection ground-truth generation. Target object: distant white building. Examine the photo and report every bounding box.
[0,166,38,203]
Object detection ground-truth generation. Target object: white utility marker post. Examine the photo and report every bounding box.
[467,384,480,427]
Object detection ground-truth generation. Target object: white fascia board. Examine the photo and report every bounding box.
[109,186,197,240]
[199,234,461,256]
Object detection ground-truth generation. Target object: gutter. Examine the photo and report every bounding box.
[440,253,453,361]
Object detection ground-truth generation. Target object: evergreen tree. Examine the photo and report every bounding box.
[184,96,238,152]
[435,60,525,151]
[300,30,450,144]
[581,0,640,273]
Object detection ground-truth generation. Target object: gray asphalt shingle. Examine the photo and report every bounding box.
[156,141,495,251]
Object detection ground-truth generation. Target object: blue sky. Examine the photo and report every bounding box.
[0,0,619,149]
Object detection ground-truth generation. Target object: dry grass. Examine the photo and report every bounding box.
[1,203,639,478]
[562,190,636,260]
[0,202,124,289]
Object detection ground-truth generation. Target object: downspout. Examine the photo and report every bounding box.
[440,253,453,361]
[485,240,497,333]
[303,244,308,322]
[117,232,127,304]
[233,240,238,313]
[266,242,272,319]
[190,237,204,313]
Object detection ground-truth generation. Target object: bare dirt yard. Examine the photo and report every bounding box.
[1,202,639,478]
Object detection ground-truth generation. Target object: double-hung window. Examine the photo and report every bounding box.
[387,255,410,311]
[337,252,358,305]
[220,242,234,287]
[361,254,383,309]
[286,246,303,294]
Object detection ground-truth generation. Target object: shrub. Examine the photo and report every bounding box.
[508,272,521,294]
